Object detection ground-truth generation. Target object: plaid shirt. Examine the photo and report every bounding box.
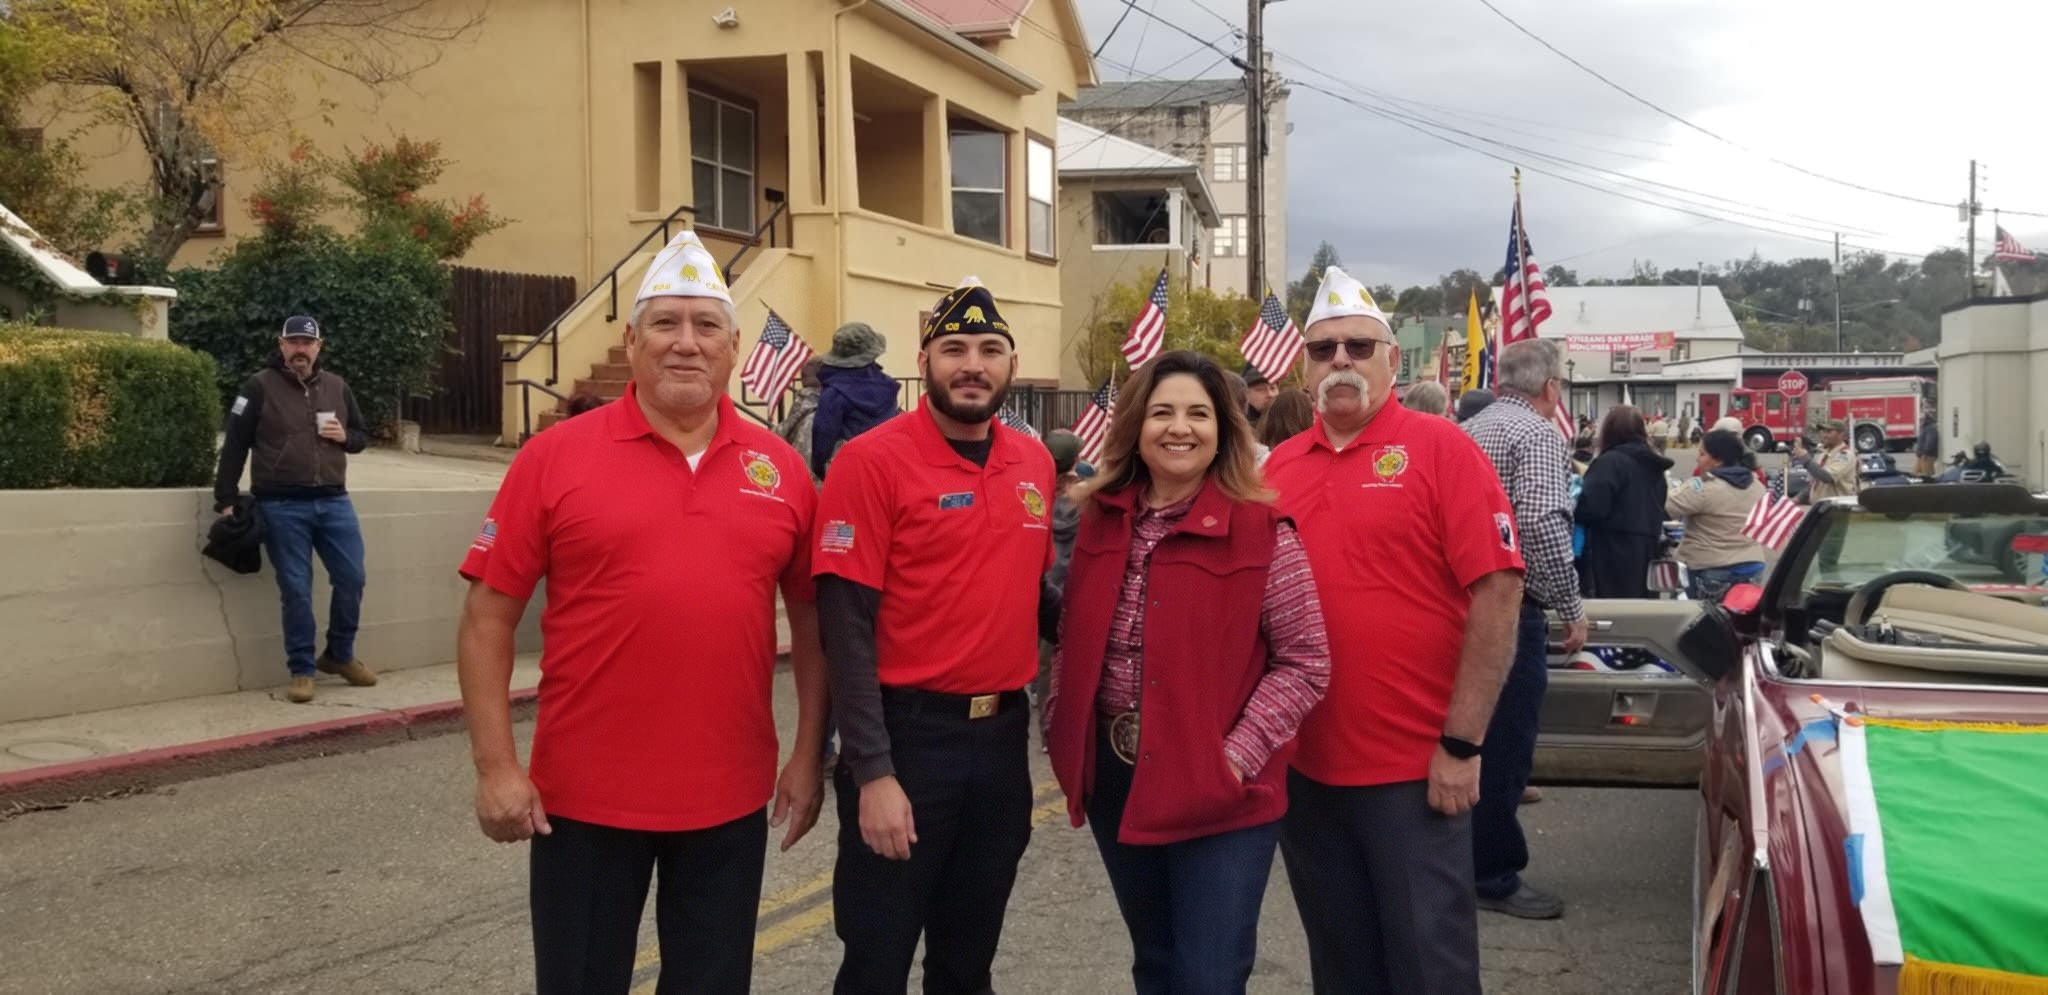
[1464,392,1584,622]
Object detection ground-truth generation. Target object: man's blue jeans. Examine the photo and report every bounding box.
[258,496,366,677]
[1472,601,1549,900]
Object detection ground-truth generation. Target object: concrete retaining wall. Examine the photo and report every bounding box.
[0,487,541,725]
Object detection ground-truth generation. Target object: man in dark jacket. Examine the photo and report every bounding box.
[1575,412,1675,598]
[811,322,900,480]
[1915,411,1940,477]
[213,315,378,703]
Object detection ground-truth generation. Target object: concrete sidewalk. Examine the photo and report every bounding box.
[0,656,540,816]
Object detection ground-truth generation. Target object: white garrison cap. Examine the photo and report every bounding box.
[635,229,732,306]
[1304,265,1390,332]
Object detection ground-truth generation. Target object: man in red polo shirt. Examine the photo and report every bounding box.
[455,230,829,995]
[1264,266,1526,995]
[814,278,1055,995]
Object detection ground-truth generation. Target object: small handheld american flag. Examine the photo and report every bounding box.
[1742,490,1807,551]
[1240,289,1301,383]
[998,405,1040,438]
[1120,269,1170,369]
[738,310,814,407]
[1499,176,1571,440]
[1070,382,1116,465]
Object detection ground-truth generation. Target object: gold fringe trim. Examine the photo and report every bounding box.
[1862,717,2048,735]
[1900,955,2048,995]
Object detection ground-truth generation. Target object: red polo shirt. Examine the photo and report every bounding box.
[1264,400,1524,787]
[812,402,1054,693]
[458,384,815,831]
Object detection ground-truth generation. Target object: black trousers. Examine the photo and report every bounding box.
[1280,774,1480,995]
[832,689,1034,995]
[530,809,768,995]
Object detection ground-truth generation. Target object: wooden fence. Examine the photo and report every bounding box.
[403,266,577,434]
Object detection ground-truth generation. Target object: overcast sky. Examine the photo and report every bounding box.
[1072,0,2048,288]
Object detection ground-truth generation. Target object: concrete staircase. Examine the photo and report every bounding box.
[532,346,631,433]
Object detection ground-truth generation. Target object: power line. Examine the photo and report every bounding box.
[1091,0,1138,58]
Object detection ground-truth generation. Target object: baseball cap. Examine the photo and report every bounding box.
[1812,418,1846,433]
[281,315,321,339]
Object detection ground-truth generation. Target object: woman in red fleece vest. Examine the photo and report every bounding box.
[1046,350,1331,995]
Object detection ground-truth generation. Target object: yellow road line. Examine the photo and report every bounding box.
[629,781,1066,992]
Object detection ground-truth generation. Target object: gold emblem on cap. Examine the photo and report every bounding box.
[1359,288,1377,308]
[1327,291,1341,305]
[964,305,986,324]
[681,264,699,281]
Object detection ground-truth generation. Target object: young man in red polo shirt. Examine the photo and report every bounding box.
[814,278,1056,995]
[1263,266,1526,995]
[454,230,829,995]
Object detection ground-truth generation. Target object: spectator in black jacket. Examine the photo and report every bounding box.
[1575,405,1673,598]
[213,316,379,703]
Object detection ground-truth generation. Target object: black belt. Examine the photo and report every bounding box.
[880,687,1027,720]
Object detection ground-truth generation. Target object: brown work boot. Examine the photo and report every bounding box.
[317,653,378,687]
[285,676,316,704]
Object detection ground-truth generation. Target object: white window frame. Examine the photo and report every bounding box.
[948,125,1008,247]
[1212,215,1246,259]
[690,88,756,233]
[1090,188,1185,252]
[1025,133,1055,259]
[1213,144,1243,182]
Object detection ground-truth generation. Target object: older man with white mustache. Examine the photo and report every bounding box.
[1263,267,1527,995]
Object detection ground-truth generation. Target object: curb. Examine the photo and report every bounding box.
[0,689,538,819]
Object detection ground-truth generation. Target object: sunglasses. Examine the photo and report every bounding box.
[1303,337,1395,362]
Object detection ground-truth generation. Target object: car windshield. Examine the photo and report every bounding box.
[1791,507,2048,597]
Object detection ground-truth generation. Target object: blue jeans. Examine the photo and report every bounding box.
[1087,732,1279,995]
[1689,562,1765,604]
[259,496,366,677]
[1472,601,1549,900]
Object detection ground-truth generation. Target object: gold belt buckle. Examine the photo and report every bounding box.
[967,694,999,719]
[1108,712,1140,764]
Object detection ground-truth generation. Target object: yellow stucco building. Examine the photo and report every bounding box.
[64,0,1096,442]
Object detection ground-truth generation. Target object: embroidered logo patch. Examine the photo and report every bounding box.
[821,520,856,554]
[1017,482,1047,521]
[742,451,781,492]
[1495,512,1518,552]
[470,518,498,553]
[939,491,975,510]
[1373,445,1410,483]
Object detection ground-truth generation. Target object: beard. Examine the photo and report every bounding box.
[1315,370,1370,411]
[925,366,1011,425]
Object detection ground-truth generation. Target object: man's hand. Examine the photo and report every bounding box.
[1562,616,1589,655]
[771,756,825,852]
[318,419,348,444]
[475,765,551,842]
[858,775,917,860]
[1427,746,1482,816]
[218,506,234,517]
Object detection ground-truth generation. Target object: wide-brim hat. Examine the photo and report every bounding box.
[922,277,1012,346]
[821,322,886,368]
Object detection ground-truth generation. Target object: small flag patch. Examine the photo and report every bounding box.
[821,520,855,554]
[471,518,498,552]
[230,395,248,416]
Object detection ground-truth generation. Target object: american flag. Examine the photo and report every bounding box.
[1120,269,1170,369]
[1070,382,1116,465]
[1742,491,1807,551]
[1498,180,1571,439]
[469,518,497,553]
[1995,225,2037,262]
[1239,289,1301,383]
[998,404,1040,438]
[738,310,813,406]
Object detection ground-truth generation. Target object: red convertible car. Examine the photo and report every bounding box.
[1534,484,2048,994]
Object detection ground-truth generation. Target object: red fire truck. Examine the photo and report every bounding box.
[1727,372,1935,453]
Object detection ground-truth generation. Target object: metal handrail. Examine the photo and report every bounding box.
[507,378,570,444]
[504,203,696,387]
[723,199,788,278]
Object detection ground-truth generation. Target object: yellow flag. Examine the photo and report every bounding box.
[1461,289,1486,392]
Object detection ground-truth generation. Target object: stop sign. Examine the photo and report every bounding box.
[1778,371,1810,396]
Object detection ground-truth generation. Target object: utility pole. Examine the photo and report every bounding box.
[1833,232,1843,352]
[1966,159,1981,297]
[1243,0,1266,298]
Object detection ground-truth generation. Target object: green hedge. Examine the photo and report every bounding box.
[0,325,220,488]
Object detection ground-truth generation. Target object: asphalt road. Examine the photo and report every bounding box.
[0,670,1697,995]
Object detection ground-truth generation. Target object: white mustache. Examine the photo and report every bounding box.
[1316,371,1369,411]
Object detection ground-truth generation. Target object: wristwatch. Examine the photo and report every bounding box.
[1438,734,1483,759]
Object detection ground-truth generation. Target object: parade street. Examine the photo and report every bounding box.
[0,669,1695,995]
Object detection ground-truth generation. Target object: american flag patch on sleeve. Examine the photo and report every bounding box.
[471,518,498,552]
[820,520,855,554]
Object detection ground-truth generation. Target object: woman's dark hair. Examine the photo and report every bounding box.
[1077,350,1270,506]
[1597,405,1649,453]
[1701,429,1747,467]
[1257,390,1315,449]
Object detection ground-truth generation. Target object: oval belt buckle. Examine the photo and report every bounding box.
[1109,712,1140,764]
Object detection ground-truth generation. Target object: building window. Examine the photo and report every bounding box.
[1026,133,1054,259]
[1093,191,1172,246]
[1609,350,1630,374]
[949,124,1007,246]
[195,158,224,233]
[690,89,755,232]
[1213,143,1244,182]
[1212,216,1246,258]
